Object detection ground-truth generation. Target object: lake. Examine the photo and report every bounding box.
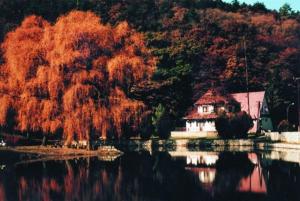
[0,148,300,201]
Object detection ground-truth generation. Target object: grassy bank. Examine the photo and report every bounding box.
[0,145,123,158]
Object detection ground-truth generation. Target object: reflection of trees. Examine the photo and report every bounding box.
[3,152,300,201]
[212,152,254,199]
[263,161,300,201]
[0,153,212,201]
[152,152,214,201]
[0,183,5,201]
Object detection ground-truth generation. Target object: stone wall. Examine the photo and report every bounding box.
[171,131,218,139]
[265,132,300,144]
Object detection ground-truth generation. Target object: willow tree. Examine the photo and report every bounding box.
[0,11,155,145]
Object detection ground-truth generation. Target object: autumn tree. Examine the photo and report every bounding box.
[0,11,155,145]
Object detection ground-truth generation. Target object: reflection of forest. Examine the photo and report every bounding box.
[0,152,211,201]
[0,151,299,201]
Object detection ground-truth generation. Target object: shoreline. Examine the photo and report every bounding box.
[1,137,300,158]
[0,145,123,162]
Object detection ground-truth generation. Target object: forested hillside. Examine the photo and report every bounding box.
[0,0,299,131]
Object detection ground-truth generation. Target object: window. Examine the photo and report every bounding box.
[228,105,234,112]
[203,106,208,113]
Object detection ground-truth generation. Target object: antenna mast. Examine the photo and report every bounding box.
[243,36,250,115]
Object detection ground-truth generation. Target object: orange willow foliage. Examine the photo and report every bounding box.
[0,11,155,143]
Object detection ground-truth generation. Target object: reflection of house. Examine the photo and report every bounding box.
[185,152,267,194]
[238,153,267,193]
[184,89,239,133]
[186,154,219,166]
[184,89,272,134]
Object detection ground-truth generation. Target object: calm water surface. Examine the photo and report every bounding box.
[0,149,300,201]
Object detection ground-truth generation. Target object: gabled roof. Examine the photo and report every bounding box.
[195,89,237,105]
[231,91,265,119]
[184,109,218,120]
[185,88,237,120]
[184,89,266,121]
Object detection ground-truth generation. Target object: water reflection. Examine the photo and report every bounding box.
[0,150,299,201]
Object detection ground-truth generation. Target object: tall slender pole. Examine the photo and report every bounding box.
[286,102,294,123]
[296,78,300,131]
[243,36,250,115]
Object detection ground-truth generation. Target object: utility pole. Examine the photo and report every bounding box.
[286,102,295,123]
[243,36,250,115]
[295,77,300,131]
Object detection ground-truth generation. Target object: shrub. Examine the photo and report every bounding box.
[156,113,172,139]
[152,104,172,139]
[215,111,253,139]
[277,119,292,133]
[139,111,154,140]
[215,112,231,139]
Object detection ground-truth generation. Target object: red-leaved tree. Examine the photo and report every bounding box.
[0,11,155,144]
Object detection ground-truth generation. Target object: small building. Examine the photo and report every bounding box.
[184,90,273,134]
[231,91,273,133]
[171,89,273,138]
[184,89,239,133]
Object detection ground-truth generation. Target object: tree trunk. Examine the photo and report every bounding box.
[86,140,92,150]
[42,135,47,146]
[26,132,31,140]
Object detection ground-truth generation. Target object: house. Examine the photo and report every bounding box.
[183,89,272,135]
[231,91,273,133]
[184,89,239,133]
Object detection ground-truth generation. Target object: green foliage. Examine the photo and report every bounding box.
[139,111,154,140]
[152,104,166,131]
[277,119,293,133]
[279,3,293,17]
[152,104,172,139]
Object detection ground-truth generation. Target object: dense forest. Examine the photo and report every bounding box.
[0,0,300,139]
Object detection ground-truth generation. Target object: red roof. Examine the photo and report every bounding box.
[184,108,218,120]
[185,90,265,121]
[195,89,236,105]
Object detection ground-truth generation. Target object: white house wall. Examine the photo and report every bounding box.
[202,121,216,132]
[186,121,200,132]
[186,120,216,132]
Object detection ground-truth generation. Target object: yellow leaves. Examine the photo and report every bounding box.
[0,95,13,126]
[251,14,276,27]
[108,54,154,88]
[2,15,49,83]
[17,97,41,132]
[63,84,97,112]
[113,21,131,42]
[0,10,155,141]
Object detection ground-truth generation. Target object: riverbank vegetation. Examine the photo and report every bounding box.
[215,111,253,139]
[0,0,299,143]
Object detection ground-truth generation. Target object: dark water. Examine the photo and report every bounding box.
[0,149,300,201]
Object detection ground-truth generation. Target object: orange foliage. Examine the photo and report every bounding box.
[0,11,155,143]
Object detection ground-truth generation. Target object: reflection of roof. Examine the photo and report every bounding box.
[231,91,265,119]
[238,154,267,194]
[184,110,218,120]
[195,89,237,105]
